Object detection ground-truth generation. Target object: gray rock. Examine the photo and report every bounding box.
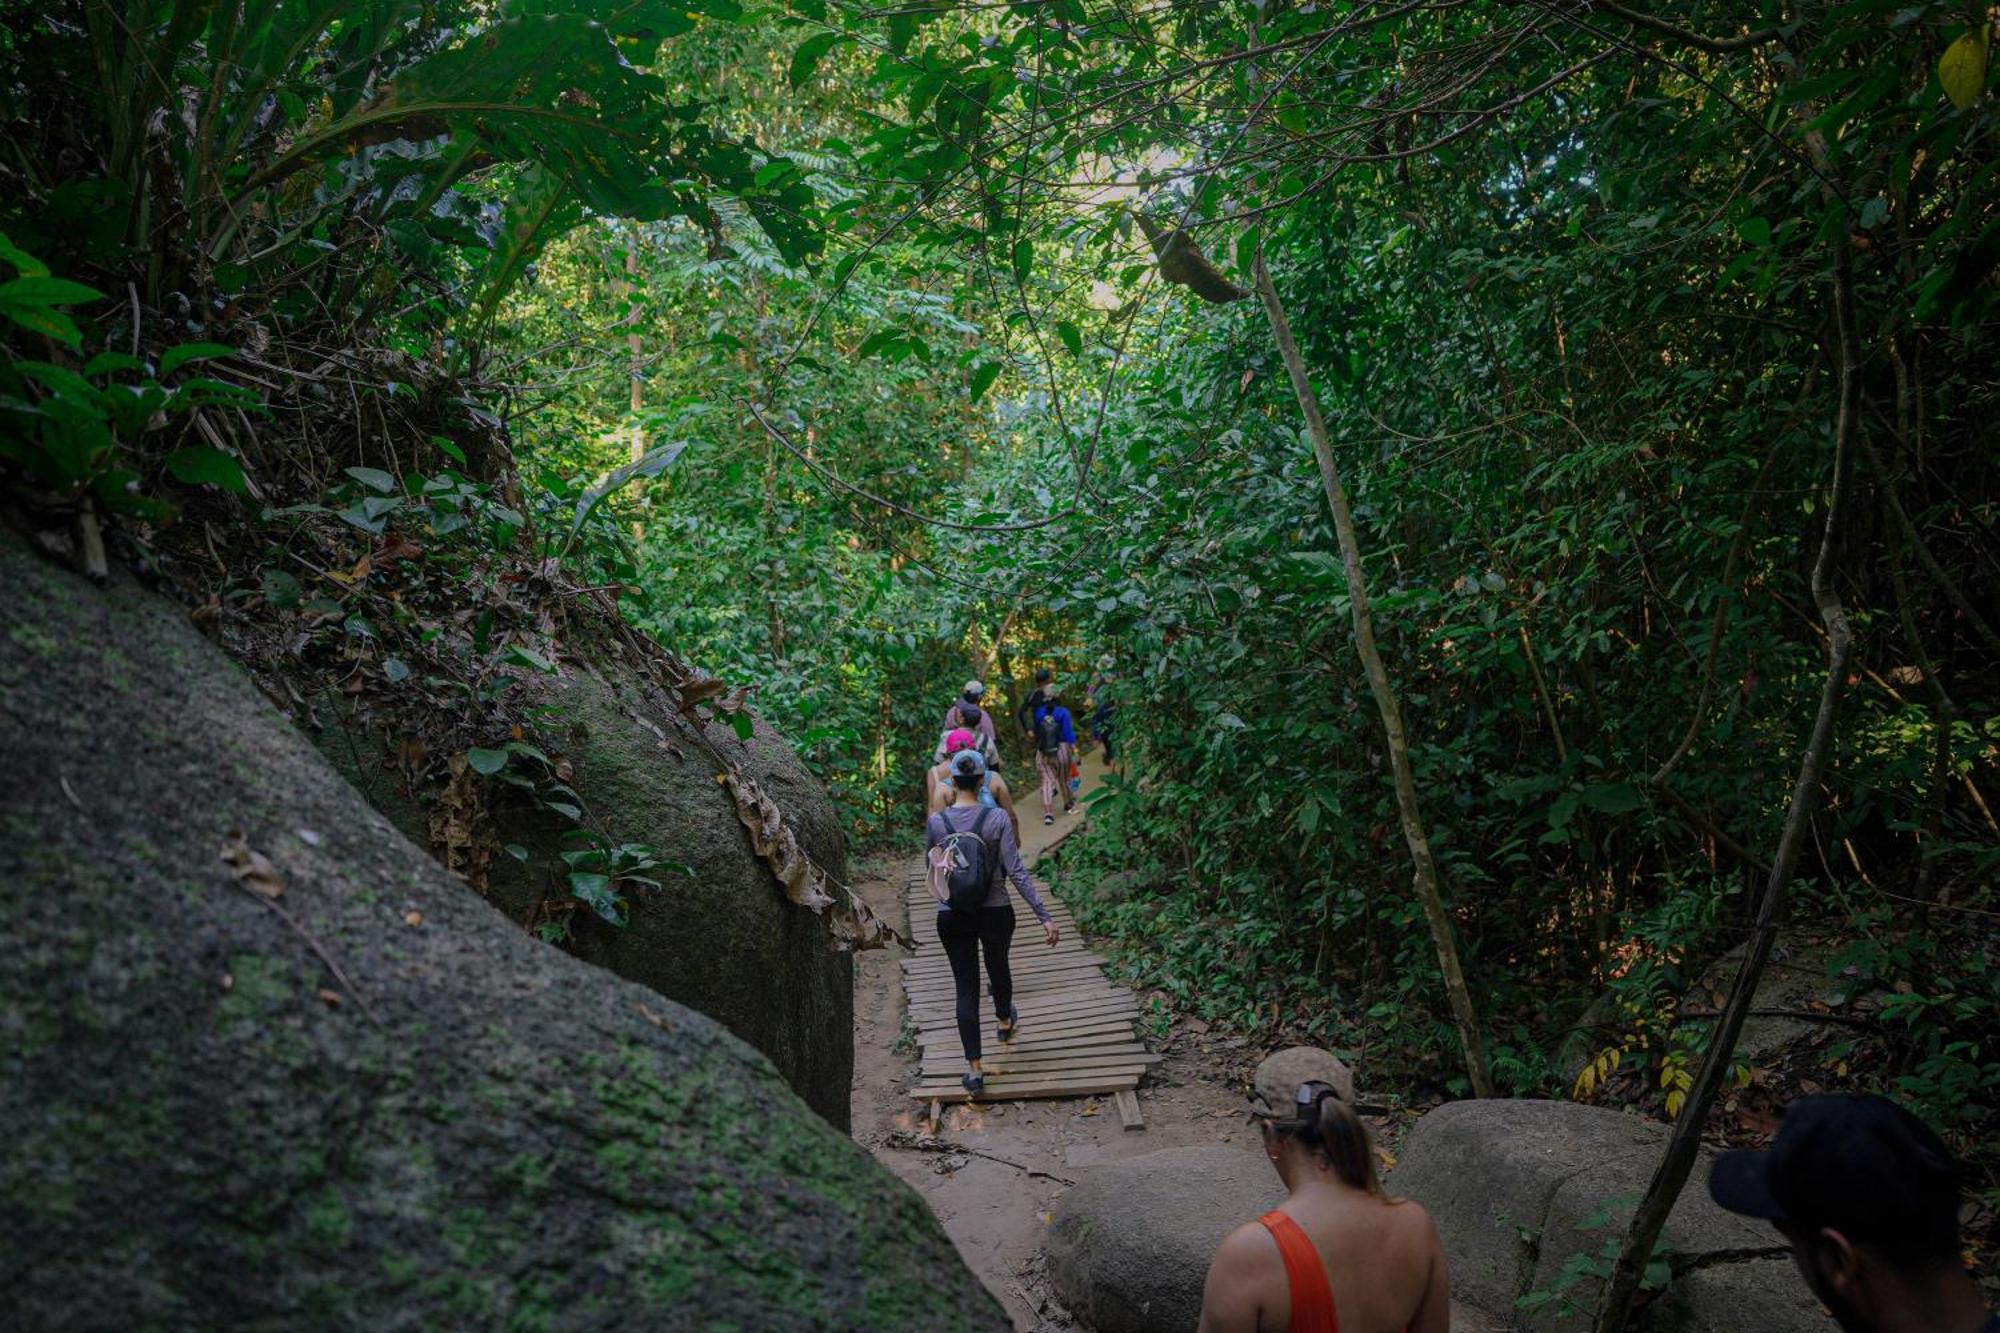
[1555,938,1837,1087]
[319,624,854,1128]
[1387,1100,1832,1332]
[1047,1144,1503,1332]
[1047,1145,1280,1333]
[0,538,1006,1332]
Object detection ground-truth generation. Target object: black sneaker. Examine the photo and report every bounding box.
[961,1071,985,1097]
[997,1004,1020,1042]
[1043,813,1054,825]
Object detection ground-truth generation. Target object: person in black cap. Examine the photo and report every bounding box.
[1709,1093,1995,1333]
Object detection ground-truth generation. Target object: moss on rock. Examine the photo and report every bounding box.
[0,536,1003,1332]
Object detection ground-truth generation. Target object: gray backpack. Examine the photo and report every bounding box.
[934,808,1003,913]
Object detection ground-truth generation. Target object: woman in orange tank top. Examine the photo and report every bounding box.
[1197,1077,1450,1333]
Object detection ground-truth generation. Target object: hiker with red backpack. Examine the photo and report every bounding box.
[925,748,1059,1096]
[1029,685,1079,824]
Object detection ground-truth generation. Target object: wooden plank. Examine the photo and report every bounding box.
[906,987,1134,1016]
[920,1054,1159,1078]
[911,1072,1141,1103]
[1116,1089,1146,1131]
[914,1071,1147,1099]
[922,1052,1161,1077]
[908,999,1138,1030]
[906,1001,1138,1031]
[912,992,1144,1020]
[901,952,1098,978]
[903,972,1115,1002]
[918,1030,1149,1058]
[908,948,1112,980]
[902,951,1102,975]
[918,1018,1136,1049]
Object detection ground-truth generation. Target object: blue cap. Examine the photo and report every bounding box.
[949,749,987,780]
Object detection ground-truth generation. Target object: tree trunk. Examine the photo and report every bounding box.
[1252,251,1494,1098]
[1590,231,1859,1333]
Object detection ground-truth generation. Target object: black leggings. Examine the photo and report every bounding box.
[935,905,1016,1064]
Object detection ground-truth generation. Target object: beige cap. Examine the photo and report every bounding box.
[1248,1046,1356,1118]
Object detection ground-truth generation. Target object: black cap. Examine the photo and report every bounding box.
[1708,1094,1961,1262]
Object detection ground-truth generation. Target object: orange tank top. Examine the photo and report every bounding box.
[1259,1210,1339,1333]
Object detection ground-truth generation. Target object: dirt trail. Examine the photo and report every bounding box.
[850,749,1258,1330]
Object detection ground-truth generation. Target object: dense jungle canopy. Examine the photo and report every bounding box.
[2,0,1996,1324]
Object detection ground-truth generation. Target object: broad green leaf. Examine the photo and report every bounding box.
[260,568,303,608]
[506,645,556,673]
[969,360,1003,402]
[1012,237,1033,285]
[790,32,841,87]
[158,342,235,376]
[0,231,50,278]
[0,277,107,306]
[82,352,147,376]
[1,304,84,348]
[1056,320,1083,357]
[345,466,397,493]
[466,747,510,776]
[564,438,688,552]
[1940,28,1990,109]
[164,446,249,492]
[567,871,627,925]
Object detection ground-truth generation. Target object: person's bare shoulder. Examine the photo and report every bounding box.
[1211,1218,1284,1280]
[1200,1219,1283,1332]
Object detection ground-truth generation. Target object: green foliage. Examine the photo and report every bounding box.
[0,238,259,513]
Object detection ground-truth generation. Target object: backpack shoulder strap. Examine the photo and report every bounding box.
[975,807,1006,853]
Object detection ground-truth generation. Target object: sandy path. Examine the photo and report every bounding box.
[850,749,1259,1329]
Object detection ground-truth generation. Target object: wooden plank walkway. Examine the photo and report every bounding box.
[902,869,1150,1111]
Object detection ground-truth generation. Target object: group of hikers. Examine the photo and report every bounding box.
[919,668,1103,1099]
[914,669,1995,1333]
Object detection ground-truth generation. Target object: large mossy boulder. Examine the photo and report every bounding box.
[324,660,855,1129]
[1387,1100,1833,1332]
[0,538,1005,1331]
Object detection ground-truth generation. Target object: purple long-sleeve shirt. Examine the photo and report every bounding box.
[925,804,1052,923]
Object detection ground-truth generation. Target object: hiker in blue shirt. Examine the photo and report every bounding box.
[1029,686,1078,824]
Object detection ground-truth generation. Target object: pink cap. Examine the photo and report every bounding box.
[944,728,978,754]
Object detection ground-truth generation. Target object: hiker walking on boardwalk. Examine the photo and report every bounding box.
[945,680,999,755]
[932,702,1000,771]
[926,727,1023,843]
[1016,666,1053,739]
[1029,686,1078,824]
[1199,1052,1450,1333]
[925,749,1058,1097]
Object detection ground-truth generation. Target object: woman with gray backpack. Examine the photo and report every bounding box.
[925,748,1060,1096]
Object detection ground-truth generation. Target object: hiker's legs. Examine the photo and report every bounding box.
[978,905,1017,1024]
[1037,750,1059,809]
[936,909,983,1065]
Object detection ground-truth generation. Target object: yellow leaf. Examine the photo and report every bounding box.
[1940,27,1990,109]
[1666,1090,1686,1119]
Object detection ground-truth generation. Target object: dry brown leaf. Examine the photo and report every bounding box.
[220,830,284,899]
[404,910,423,927]
[317,988,343,1006]
[720,769,909,951]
